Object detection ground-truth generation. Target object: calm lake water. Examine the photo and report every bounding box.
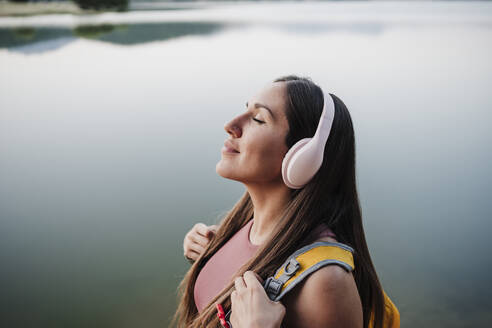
[1,1,491,327]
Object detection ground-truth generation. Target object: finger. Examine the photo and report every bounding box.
[206,224,218,239]
[243,271,263,289]
[205,228,216,239]
[189,232,210,247]
[184,250,200,260]
[234,275,246,291]
[252,271,264,284]
[187,242,205,255]
[194,223,210,237]
[230,291,237,324]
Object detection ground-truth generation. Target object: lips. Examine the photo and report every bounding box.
[224,140,240,153]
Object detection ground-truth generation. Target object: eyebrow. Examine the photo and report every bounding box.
[245,101,275,120]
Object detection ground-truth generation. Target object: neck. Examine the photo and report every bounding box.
[244,180,291,246]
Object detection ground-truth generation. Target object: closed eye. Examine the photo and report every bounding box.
[252,118,265,124]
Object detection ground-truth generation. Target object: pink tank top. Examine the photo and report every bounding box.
[193,219,336,313]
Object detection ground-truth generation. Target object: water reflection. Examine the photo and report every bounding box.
[0,27,72,49]
[0,22,224,53]
[0,21,388,54]
[276,22,385,35]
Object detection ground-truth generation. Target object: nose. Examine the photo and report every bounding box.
[224,120,242,138]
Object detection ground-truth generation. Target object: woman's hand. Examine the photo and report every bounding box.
[231,271,286,328]
[183,223,218,263]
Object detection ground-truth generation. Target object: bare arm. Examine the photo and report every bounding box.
[281,265,363,328]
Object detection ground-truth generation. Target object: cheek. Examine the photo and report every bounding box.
[244,136,287,164]
[265,133,288,159]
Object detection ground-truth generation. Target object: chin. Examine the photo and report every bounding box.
[215,161,227,177]
[216,162,242,181]
[216,162,230,178]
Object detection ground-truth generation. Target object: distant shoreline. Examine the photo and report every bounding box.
[0,0,206,17]
[0,1,98,17]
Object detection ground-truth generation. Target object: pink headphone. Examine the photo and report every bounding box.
[281,91,335,189]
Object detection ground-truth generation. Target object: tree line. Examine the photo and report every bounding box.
[9,0,129,11]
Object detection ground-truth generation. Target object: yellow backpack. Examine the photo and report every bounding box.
[224,241,400,328]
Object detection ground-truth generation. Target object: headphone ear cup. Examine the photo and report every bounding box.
[282,138,311,189]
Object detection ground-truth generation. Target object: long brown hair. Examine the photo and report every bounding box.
[170,75,385,328]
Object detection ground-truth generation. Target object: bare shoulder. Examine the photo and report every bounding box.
[281,237,363,328]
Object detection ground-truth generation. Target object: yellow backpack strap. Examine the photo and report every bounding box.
[262,241,355,301]
[226,241,400,328]
[368,290,401,328]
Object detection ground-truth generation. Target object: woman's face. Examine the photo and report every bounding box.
[216,82,290,184]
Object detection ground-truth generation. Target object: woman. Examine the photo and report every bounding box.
[173,75,387,328]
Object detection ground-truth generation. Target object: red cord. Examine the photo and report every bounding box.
[216,303,230,328]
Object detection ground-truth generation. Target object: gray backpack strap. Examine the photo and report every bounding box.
[263,241,354,302]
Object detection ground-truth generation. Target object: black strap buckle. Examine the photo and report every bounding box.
[263,276,284,300]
